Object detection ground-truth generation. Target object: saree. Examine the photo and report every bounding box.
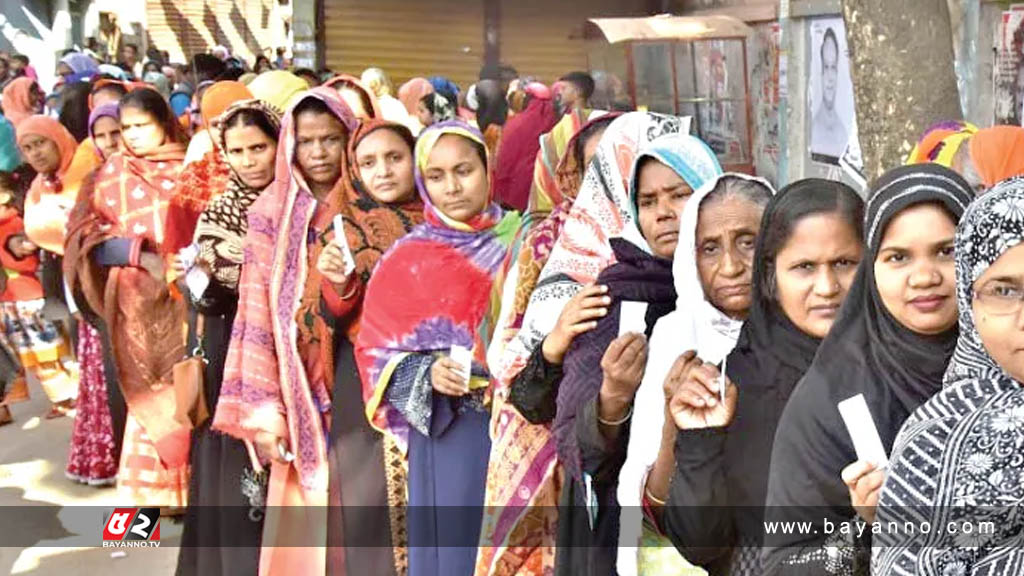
[476,111,615,576]
[63,141,189,483]
[210,88,359,576]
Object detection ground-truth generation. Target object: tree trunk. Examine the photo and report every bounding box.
[843,0,962,180]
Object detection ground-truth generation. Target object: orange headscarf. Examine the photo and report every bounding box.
[968,125,1024,188]
[906,120,977,167]
[2,78,39,128]
[16,116,79,254]
[199,81,253,129]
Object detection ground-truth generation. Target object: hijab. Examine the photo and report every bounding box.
[143,71,171,99]
[61,52,99,84]
[874,178,1024,575]
[247,70,309,113]
[199,81,252,129]
[16,115,79,254]
[420,92,455,124]
[761,163,974,574]
[398,77,434,116]
[968,125,1024,189]
[87,103,119,158]
[615,171,765,576]
[493,89,559,211]
[2,78,39,128]
[526,107,592,214]
[360,67,394,98]
[323,74,382,119]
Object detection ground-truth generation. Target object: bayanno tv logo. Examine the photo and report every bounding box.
[102,508,161,548]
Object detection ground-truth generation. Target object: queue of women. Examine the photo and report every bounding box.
[3,53,1024,576]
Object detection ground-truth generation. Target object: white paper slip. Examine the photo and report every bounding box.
[838,394,889,468]
[618,301,648,337]
[185,267,210,300]
[449,345,473,385]
[178,243,199,272]
[332,214,357,276]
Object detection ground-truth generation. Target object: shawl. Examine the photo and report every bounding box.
[211,88,359,493]
[874,179,1024,575]
[336,118,425,340]
[2,78,38,128]
[324,74,382,119]
[355,120,520,452]
[16,115,79,254]
[247,70,309,113]
[398,77,434,116]
[616,171,758,576]
[62,138,187,467]
[493,93,559,211]
[761,164,973,574]
[906,119,977,167]
[968,125,1024,189]
[527,108,591,214]
[192,99,282,305]
[164,82,252,255]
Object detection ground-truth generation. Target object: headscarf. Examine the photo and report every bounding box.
[495,113,718,412]
[615,171,762,576]
[475,79,507,135]
[166,82,252,254]
[527,107,591,214]
[397,77,434,116]
[427,75,459,103]
[60,52,99,84]
[97,64,130,82]
[212,88,359,493]
[761,164,974,574]
[356,120,520,450]
[493,89,559,211]
[360,67,394,98]
[87,102,119,157]
[874,179,1024,575]
[16,115,79,254]
[2,77,39,128]
[246,70,309,113]
[967,125,1024,189]
[323,74,382,119]
[906,119,977,167]
[192,99,282,305]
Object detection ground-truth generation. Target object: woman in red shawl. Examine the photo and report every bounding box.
[325,118,424,576]
[64,87,189,509]
[210,88,364,576]
[493,83,560,211]
[14,116,80,418]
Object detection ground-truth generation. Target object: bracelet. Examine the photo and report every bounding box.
[644,485,667,506]
[597,404,633,426]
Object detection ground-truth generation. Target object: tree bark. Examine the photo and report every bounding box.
[843,0,962,180]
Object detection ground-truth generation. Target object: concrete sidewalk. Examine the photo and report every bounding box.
[0,376,180,575]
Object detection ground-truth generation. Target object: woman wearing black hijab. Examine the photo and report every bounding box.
[761,164,974,575]
[660,179,865,575]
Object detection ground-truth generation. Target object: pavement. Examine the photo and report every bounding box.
[0,375,181,575]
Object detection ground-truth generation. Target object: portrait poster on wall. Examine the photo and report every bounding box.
[808,17,858,166]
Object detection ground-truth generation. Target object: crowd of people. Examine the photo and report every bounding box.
[1,42,1024,576]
